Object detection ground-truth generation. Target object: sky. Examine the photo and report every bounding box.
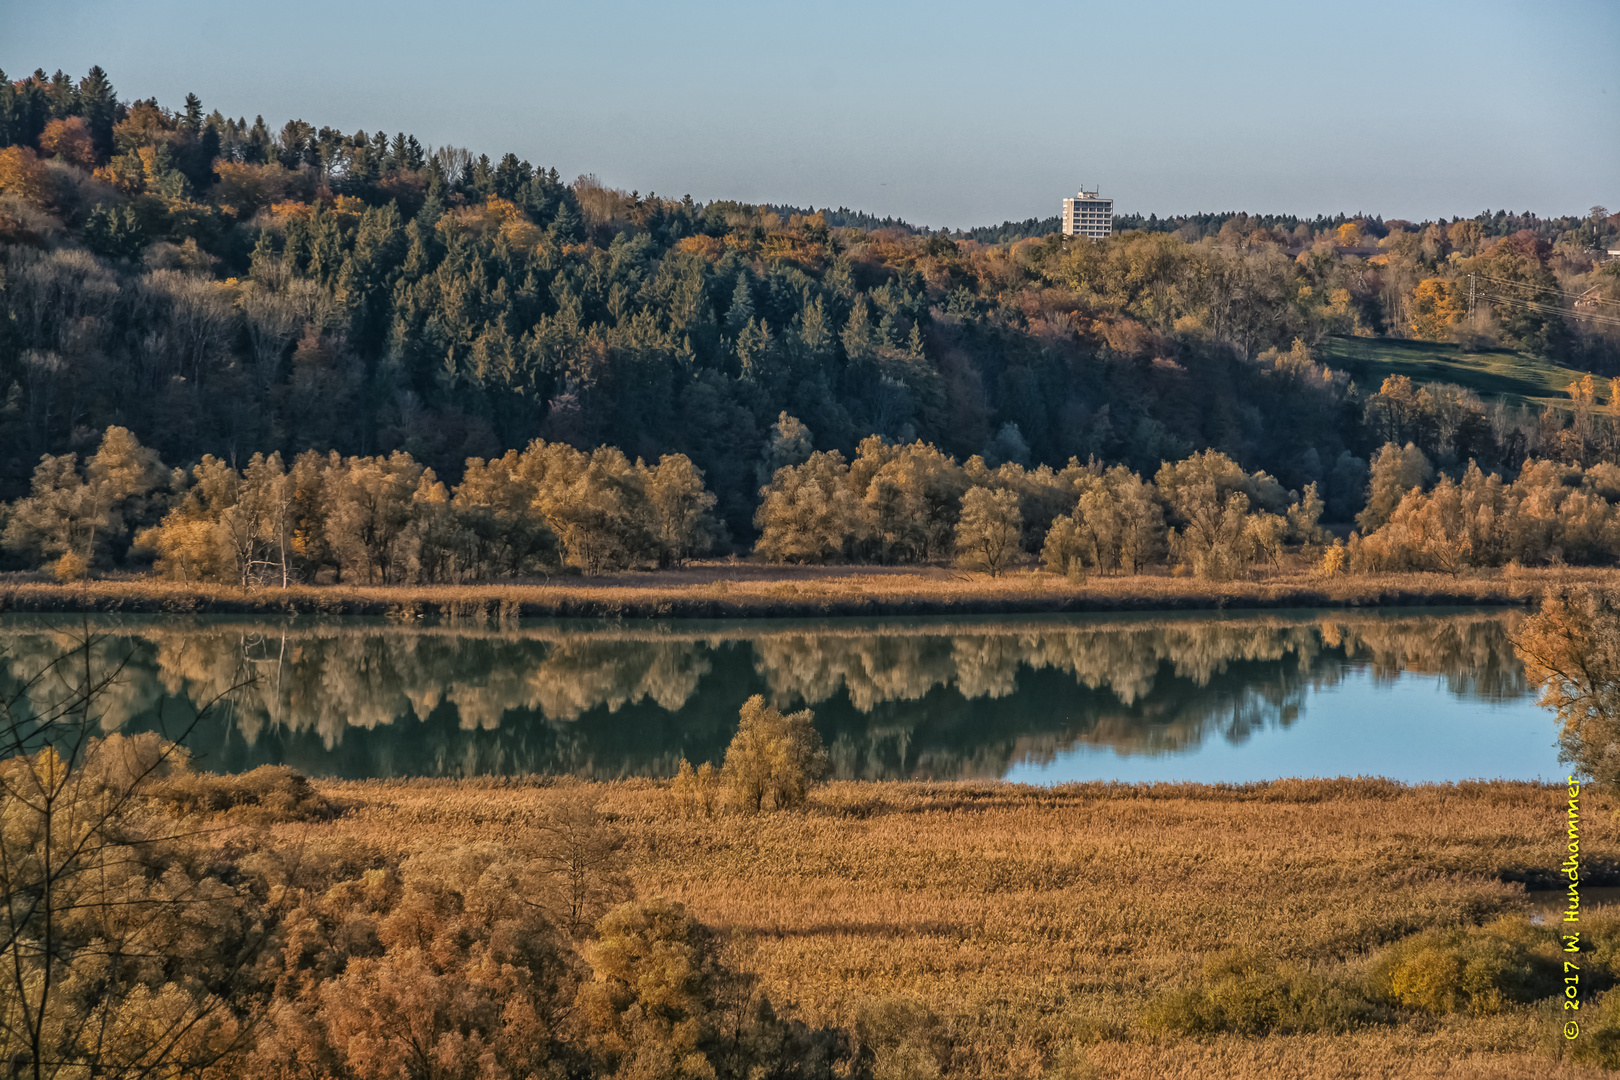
[4,0,1616,228]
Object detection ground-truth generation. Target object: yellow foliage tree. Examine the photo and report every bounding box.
[953,486,1022,576]
[1513,587,1620,783]
[1408,278,1465,340]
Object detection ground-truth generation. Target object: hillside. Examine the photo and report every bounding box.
[0,64,1615,564]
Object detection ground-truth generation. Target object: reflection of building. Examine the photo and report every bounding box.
[1061,188,1113,238]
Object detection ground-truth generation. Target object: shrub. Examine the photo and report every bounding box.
[1365,917,1562,1016]
[150,764,334,823]
[1316,539,1348,577]
[672,758,722,817]
[576,898,726,1078]
[577,898,851,1079]
[1571,988,1620,1070]
[52,551,89,581]
[1142,952,1379,1035]
[250,844,582,1080]
[855,997,948,1080]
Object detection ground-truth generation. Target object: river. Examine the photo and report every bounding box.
[0,608,1562,783]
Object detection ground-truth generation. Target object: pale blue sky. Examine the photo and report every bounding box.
[4,0,1615,227]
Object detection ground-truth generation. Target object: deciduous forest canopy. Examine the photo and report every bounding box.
[1,65,1617,579]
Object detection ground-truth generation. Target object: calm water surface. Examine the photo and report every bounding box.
[0,608,1562,783]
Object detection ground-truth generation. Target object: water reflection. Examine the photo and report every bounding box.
[0,611,1530,780]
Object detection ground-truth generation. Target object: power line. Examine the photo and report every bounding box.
[1475,289,1620,330]
[1471,272,1620,309]
[1468,273,1620,329]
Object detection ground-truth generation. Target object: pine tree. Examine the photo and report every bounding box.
[76,65,116,161]
[840,296,877,362]
[723,272,755,334]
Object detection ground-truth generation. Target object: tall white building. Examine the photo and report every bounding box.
[1061,188,1113,238]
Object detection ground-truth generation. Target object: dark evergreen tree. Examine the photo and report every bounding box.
[76,65,117,160]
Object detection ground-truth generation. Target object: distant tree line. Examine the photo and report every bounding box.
[18,379,1620,583]
[953,207,1607,247]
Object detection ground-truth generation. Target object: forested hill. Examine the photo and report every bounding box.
[0,65,1616,543]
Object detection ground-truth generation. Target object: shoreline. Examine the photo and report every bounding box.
[0,565,1615,619]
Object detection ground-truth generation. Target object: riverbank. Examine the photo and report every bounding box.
[289,776,1620,1079]
[4,564,1618,619]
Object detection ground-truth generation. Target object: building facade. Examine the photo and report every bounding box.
[1061,189,1113,238]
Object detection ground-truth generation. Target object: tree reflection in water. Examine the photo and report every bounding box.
[0,611,1527,780]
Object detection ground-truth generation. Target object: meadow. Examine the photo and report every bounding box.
[1317,335,1592,410]
[4,564,1620,619]
[292,776,1620,1079]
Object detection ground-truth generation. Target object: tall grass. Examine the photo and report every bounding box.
[291,777,1620,1078]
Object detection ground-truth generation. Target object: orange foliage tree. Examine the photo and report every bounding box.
[39,117,98,168]
[0,146,52,207]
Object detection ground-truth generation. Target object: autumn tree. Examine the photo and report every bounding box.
[953,485,1022,576]
[452,448,555,578]
[323,451,426,584]
[1045,464,1166,577]
[0,145,53,208]
[1155,450,1287,581]
[754,450,860,564]
[2,426,167,580]
[848,438,968,564]
[671,759,722,818]
[756,411,815,488]
[1513,588,1620,783]
[1286,481,1330,552]
[528,789,632,936]
[1408,278,1464,340]
[38,117,96,169]
[137,452,298,587]
[645,453,720,567]
[533,445,653,575]
[1358,441,1434,532]
[0,631,263,1080]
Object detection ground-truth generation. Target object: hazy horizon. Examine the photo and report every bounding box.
[4,0,1615,229]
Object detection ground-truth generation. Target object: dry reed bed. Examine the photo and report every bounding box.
[0,606,1518,644]
[299,777,1619,1078]
[6,565,1620,619]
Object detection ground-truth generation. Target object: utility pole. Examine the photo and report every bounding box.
[1468,273,1476,320]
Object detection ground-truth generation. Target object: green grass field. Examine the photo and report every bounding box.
[1318,335,1591,409]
